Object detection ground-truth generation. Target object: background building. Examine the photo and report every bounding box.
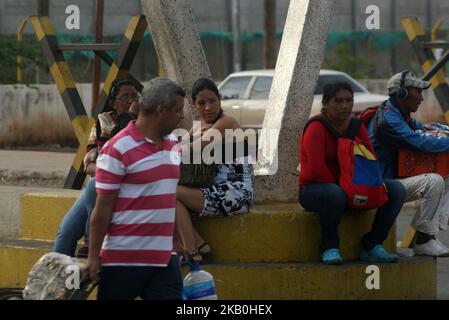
[0,0,448,83]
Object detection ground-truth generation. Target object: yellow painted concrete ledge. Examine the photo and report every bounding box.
[201,257,436,300]
[21,192,395,262]
[0,240,435,300]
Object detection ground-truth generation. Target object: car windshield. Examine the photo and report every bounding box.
[220,76,252,99]
[314,74,366,94]
[249,76,272,100]
[221,73,367,100]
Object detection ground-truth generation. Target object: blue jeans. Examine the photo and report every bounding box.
[97,255,183,300]
[53,177,96,256]
[299,180,406,251]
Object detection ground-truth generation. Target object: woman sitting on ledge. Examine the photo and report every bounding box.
[53,79,140,258]
[298,82,406,265]
[176,78,254,263]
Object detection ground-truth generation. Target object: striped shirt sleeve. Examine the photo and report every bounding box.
[95,141,126,194]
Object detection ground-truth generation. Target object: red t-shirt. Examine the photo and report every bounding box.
[298,119,374,188]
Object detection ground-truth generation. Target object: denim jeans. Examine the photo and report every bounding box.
[53,177,96,256]
[97,255,183,300]
[299,179,406,251]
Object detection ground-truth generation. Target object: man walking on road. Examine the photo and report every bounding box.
[86,78,186,300]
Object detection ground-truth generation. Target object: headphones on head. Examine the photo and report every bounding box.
[396,70,410,100]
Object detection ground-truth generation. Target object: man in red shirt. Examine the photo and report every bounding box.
[86,78,185,300]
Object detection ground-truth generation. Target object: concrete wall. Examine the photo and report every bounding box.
[0,84,92,146]
[1,1,448,80]
[1,0,448,34]
[0,80,447,146]
[0,0,289,35]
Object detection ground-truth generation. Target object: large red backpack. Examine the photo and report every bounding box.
[303,115,388,210]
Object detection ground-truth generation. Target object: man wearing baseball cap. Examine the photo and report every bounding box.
[366,70,449,257]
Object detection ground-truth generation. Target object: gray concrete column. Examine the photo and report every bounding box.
[140,0,211,127]
[255,0,333,202]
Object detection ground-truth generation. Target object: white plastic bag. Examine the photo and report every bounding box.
[23,252,86,300]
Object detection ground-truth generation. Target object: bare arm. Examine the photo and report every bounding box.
[85,162,96,177]
[194,115,240,149]
[86,193,117,282]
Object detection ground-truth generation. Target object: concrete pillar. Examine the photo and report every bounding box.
[255,0,333,202]
[140,0,211,127]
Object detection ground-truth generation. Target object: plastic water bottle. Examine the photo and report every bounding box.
[182,262,217,300]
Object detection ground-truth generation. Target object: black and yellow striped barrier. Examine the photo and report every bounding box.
[29,16,92,189]
[401,17,449,120]
[93,15,147,117]
[27,15,146,189]
[17,18,29,84]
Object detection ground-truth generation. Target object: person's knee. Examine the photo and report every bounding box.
[324,184,347,211]
[56,224,83,243]
[176,200,190,219]
[424,173,445,196]
[176,185,188,204]
[385,180,406,203]
[176,200,183,213]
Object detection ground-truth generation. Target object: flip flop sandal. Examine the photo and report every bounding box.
[321,248,343,265]
[360,245,398,263]
[197,242,212,257]
[180,251,203,267]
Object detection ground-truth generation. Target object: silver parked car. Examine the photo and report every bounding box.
[218,69,388,129]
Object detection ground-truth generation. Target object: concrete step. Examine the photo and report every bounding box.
[21,190,80,241]
[0,239,97,300]
[202,257,436,300]
[20,192,395,262]
[0,185,59,239]
[0,239,53,288]
[196,203,396,262]
[0,239,435,299]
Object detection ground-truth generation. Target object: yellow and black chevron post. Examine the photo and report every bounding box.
[17,18,29,84]
[93,15,147,117]
[401,17,449,121]
[27,15,146,189]
[29,16,93,189]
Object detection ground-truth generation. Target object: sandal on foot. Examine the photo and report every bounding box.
[321,248,343,265]
[360,245,398,263]
[197,242,212,256]
[179,251,203,266]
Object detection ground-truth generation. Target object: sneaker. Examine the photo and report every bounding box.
[321,248,343,265]
[414,239,449,257]
[76,244,89,259]
[360,245,398,263]
[435,239,449,257]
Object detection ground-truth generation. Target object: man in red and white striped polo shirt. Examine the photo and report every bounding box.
[86,78,186,300]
